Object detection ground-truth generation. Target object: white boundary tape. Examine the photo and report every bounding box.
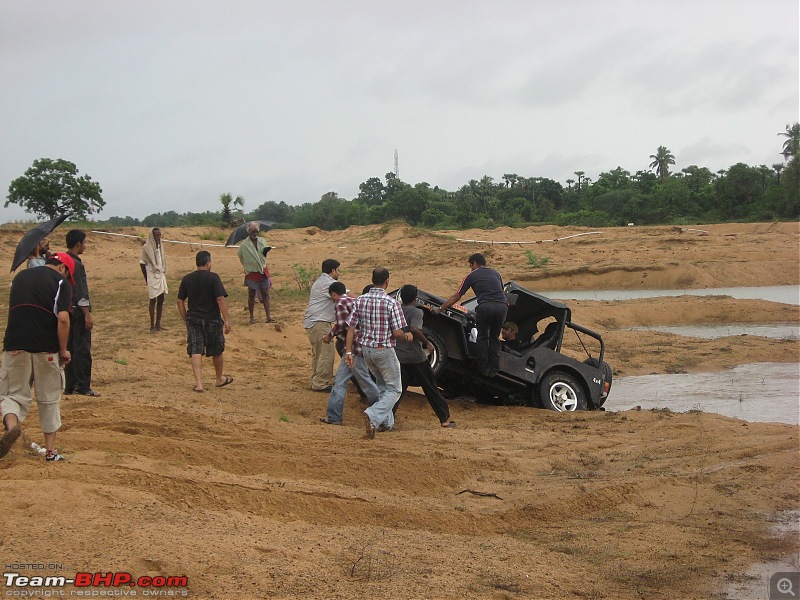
[456,231,603,245]
[90,230,237,248]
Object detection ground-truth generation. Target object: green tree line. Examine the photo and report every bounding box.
[8,124,799,230]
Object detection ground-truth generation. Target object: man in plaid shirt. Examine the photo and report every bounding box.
[319,282,379,425]
[345,267,412,439]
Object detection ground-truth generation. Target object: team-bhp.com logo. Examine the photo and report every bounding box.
[3,571,189,596]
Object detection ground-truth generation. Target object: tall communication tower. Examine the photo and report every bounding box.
[394,149,399,178]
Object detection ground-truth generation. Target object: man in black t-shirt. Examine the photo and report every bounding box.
[177,251,233,392]
[64,229,100,397]
[436,253,508,377]
[1,254,75,461]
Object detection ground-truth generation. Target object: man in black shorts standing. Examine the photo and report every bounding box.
[177,251,233,392]
[436,253,507,377]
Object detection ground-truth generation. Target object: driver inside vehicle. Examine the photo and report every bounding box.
[500,322,524,352]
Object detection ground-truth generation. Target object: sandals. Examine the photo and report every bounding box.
[441,421,456,428]
[216,376,234,388]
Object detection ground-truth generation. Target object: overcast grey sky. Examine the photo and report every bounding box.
[1,0,797,222]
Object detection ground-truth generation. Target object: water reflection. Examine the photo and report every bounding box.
[606,363,800,425]
[546,285,800,305]
[624,323,799,340]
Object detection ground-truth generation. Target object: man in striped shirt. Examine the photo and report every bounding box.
[319,282,379,425]
[345,267,412,439]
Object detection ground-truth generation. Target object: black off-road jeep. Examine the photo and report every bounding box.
[394,282,612,411]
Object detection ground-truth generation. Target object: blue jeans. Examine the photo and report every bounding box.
[325,354,379,424]
[362,347,402,430]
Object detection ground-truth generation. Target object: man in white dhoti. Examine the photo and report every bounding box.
[139,227,168,333]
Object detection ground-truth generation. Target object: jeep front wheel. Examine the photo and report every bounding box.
[539,371,587,412]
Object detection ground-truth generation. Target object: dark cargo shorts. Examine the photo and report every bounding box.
[186,317,225,357]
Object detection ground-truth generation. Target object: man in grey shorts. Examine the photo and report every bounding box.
[1,253,75,461]
[177,251,233,392]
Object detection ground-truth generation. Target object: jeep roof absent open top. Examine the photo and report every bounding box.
[394,282,612,411]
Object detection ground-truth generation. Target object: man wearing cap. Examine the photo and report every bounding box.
[236,222,274,324]
[64,229,100,397]
[0,253,74,461]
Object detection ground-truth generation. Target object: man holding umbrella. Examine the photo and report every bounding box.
[236,222,274,324]
[0,253,75,461]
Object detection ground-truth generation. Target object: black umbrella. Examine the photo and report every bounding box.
[224,220,275,247]
[10,215,68,272]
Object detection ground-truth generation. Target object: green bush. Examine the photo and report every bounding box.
[291,264,316,291]
[525,250,551,268]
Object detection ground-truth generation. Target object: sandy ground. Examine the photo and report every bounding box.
[0,221,798,599]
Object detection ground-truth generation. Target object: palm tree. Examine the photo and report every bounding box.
[502,173,518,188]
[649,146,676,182]
[574,171,585,192]
[778,123,800,161]
[565,178,575,191]
[219,192,245,226]
[773,163,785,184]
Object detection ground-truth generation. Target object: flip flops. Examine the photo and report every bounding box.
[216,376,234,388]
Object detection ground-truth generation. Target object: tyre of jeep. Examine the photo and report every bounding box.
[423,328,448,376]
[539,370,587,412]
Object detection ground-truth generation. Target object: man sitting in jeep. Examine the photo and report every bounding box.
[501,322,524,352]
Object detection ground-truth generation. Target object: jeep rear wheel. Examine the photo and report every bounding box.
[539,371,587,412]
[423,328,447,377]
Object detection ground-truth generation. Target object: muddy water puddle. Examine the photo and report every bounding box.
[606,363,800,425]
[546,285,800,305]
[624,323,799,340]
[719,510,799,599]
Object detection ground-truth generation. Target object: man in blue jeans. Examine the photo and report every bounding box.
[436,253,507,377]
[319,282,379,425]
[344,267,412,439]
